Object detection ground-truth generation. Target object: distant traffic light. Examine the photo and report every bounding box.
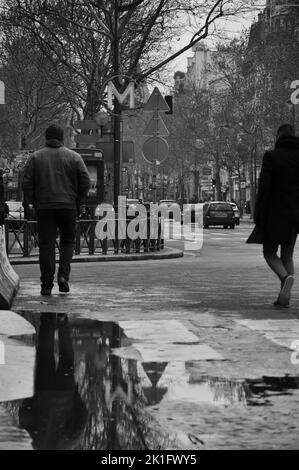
[212,178,216,188]
[164,95,173,115]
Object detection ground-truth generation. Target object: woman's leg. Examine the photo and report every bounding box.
[264,237,296,306]
[263,243,288,281]
[280,232,297,276]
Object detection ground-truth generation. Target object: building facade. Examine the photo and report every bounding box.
[249,0,299,44]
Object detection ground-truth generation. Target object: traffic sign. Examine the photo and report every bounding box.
[143,137,169,163]
[143,116,169,136]
[74,141,135,163]
[74,134,102,144]
[144,87,170,112]
[74,120,100,130]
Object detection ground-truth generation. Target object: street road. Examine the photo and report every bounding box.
[2,221,299,450]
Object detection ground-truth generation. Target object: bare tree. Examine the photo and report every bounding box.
[0,0,260,119]
[0,31,72,153]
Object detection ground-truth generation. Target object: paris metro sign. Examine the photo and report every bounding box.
[107,79,135,110]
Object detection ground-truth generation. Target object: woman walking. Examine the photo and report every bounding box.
[250,124,299,307]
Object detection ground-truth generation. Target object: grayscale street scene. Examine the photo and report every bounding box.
[0,0,299,453]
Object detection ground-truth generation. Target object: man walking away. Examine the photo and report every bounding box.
[254,124,299,307]
[22,124,91,296]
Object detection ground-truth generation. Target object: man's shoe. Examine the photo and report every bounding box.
[278,275,294,306]
[41,287,52,296]
[58,277,70,293]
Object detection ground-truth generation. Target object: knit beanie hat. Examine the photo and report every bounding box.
[45,124,64,142]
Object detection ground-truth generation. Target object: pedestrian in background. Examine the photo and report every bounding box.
[249,124,299,307]
[22,124,90,296]
[4,202,9,217]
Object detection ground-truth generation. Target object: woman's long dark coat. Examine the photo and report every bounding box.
[254,135,299,244]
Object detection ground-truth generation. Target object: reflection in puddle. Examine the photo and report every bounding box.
[2,313,299,450]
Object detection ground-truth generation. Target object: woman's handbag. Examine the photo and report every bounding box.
[246,225,265,244]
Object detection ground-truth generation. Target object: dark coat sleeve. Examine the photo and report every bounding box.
[22,155,36,206]
[76,156,91,201]
[254,151,272,227]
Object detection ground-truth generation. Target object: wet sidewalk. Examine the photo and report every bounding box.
[2,247,299,450]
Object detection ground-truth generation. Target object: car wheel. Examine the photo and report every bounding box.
[230,224,235,229]
[224,225,228,229]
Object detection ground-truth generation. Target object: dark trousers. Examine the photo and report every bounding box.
[36,313,75,390]
[37,209,77,288]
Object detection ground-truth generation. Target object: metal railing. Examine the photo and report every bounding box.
[4,217,164,257]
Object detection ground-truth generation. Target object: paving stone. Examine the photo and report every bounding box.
[0,310,35,337]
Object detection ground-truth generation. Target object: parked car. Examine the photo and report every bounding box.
[203,201,235,229]
[159,199,177,207]
[181,203,204,224]
[159,199,180,220]
[6,200,24,219]
[230,202,240,225]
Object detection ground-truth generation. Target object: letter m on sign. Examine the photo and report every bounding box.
[107,81,135,110]
[0,81,4,104]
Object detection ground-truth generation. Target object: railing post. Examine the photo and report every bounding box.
[75,220,81,255]
[23,220,29,257]
[89,221,95,255]
[114,217,119,254]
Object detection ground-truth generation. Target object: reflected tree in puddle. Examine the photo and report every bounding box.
[74,322,173,450]
[206,377,247,405]
[9,312,299,450]
[11,314,177,450]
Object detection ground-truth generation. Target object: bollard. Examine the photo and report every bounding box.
[0,169,20,309]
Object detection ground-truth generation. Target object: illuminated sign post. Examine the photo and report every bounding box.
[107,78,136,207]
[107,81,135,110]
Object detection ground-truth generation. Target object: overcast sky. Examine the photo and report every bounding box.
[170,7,262,76]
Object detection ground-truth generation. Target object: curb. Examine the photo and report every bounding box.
[240,218,254,224]
[10,247,184,266]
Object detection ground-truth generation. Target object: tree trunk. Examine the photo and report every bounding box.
[180,175,184,205]
[194,169,200,202]
[238,173,243,217]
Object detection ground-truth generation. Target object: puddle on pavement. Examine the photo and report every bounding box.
[2,312,299,450]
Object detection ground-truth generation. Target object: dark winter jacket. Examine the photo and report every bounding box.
[254,134,299,243]
[22,140,91,211]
